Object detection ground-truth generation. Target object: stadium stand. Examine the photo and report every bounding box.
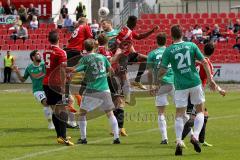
[133,13,240,63]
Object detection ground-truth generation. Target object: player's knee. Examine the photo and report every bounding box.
[185,119,194,128]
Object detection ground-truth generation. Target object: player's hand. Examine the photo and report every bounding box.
[12,65,19,72]
[208,79,217,91]
[66,67,75,73]
[219,89,226,97]
[152,25,159,32]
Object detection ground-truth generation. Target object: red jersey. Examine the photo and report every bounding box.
[196,58,214,88]
[67,25,93,51]
[97,46,112,59]
[116,26,139,43]
[43,45,67,86]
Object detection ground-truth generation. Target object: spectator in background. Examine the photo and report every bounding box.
[75,2,83,21]
[57,14,64,29]
[10,24,28,42]
[4,51,14,83]
[0,1,5,14]
[192,25,203,43]
[18,5,27,22]
[64,14,73,32]
[184,26,193,41]
[234,19,240,33]
[83,5,87,17]
[4,1,12,15]
[27,3,38,21]
[90,19,99,39]
[228,20,234,31]
[211,24,221,42]
[30,15,38,30]
[60,4,68,19]
[9,15,22,30]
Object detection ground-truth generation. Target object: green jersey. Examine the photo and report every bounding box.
[23,62,46,93]
[76,53,111,91]
[147,46,174,85]
[105,29,119,48]
[161,41,204,90]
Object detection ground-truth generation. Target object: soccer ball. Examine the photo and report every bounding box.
[98,7,110,17]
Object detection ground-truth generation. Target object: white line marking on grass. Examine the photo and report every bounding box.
[11,114,239,160]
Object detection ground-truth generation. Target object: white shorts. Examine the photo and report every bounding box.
[174,85,205,108]
[80,90,115,112]
[155,84,174,107]
[33,91,46,103]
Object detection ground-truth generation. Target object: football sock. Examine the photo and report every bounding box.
[78,116,87,139]
[199,116,208,143]
[135,62,146,82]
[113,108,124,128]
[52,114,61,137]
[59,111,68,138]
[193,112,204,141]
[75,95,82,106]
[175,116,184,143]
[158,114,168,140]
[43,106,52,120]
[109,115,119,139]
[182,119,194,140]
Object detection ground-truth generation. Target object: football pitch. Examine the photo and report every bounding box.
[0,84,240,160]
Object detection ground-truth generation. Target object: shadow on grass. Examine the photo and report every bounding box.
[0,143,58,148]
[1,128,52,133]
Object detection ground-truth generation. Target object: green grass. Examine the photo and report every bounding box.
[0,84,240,160]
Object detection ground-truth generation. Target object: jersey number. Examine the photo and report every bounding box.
[91,61,106,75]
[175,51,191,69]
[72,28,79,38]
[45,54,51,68]
[155,54,162,68]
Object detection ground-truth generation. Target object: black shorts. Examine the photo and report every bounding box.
[43,85,62,105]
[65,49,83,67]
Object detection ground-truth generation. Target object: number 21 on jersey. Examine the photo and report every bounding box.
[175,50,191,69]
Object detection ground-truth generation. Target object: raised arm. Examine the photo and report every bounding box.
[134,26,159,40]
[12,66,26,82]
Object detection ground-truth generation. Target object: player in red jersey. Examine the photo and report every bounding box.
[43,30,74,146]
[114,16,159,91]
[112,16,159,103]
[65,17,93,119]
[182,42,226,147]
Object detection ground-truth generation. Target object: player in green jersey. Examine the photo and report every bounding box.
[147,33,174,144]
[13,50,54,130]
[68,39,120,144]
[159,25,217,156]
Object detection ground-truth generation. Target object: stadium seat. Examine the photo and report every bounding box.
[5,40,14,45]
[24,39,32,45]
[158,14,166,19]
[193,13,200,19]
[48,23,56,29]
[28,44,37,50]
[228,12,236,18]
[1,45,9,50]
[15,40,24,45]
[210,13,218,18]
[184,13,192,19]
[33,39,42,44]
[162,19,169,25]
[188,19,196,24]
[19,44,27,50]
[143,19,152,24]
[201,13,209,19]
[219,13,227,19]
[153,19,160,25]
[149,14,157,19]
[10,45,18,50]
[175,13,183,19]
[179,19,187,24]
[0,29,8,35]
[30,34,37,39]
[206,18,214,24]
[34,29,42,34]
[215,18,222,24]
[197,18,204,24]
[167,14,174,19]
[38,34,47,39]
[140,14,148,19]
[39,23,47,28]
[37,44,45,50]
[170,19,178,24]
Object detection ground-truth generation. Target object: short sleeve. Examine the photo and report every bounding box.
[59,50,67,64]
[160,49,170,69]
[23,67,30,80]
[75,58,86,72]
[105,56,111,69]
[193,43,204,61]
[147,53,153,69]
[132,31,139,39]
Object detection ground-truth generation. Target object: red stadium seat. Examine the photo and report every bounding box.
[10,44,18,50]
[184,13,192,19]
[201,13,209,19]
[34,29,42,34]
[193,13,200,19]
[197,18,204,24]
[19,44,27,50]
[143,19,152,24]
[179,19,187,24]
[30,34,37,39]
[24,39,32,45]
[39,23,47,28]
[206,18,214,24]
[228,13,236,18]
[37,44,45,50]
[1,45,9,50]
[219,13,227,19]
[15,40,24,45]
[175,13,183,19]
[5,40,14,45]
[215,18,222,24]
[28,44,36,50]
[38,34,47,39]
[148,14,157,19]
[170,19,178,24]
[48,23,56,29]
[162,19,169,25]
[32,39,42,44]
[140,14,148,19]
[153,19,160,25]
[167,14,174,19]
[210,13,218,18]
[0,29,8,35]
[188,19,196,24]
[158,14,165,19]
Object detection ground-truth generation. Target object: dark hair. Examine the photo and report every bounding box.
[101,19,112,25]
[171,25,183,40]
[156,33,167,46]
[97,34,108,46]
[30,50,38,61]
[127,15,137,29]
[204,42,215,56]
[48,30,59,44]
[84,39,95,52]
